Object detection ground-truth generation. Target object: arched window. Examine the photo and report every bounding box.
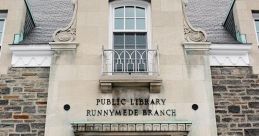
[110,0,151,73]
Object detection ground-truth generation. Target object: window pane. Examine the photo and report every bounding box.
[115,7,124,17]
[0,33,2,43]
[256,21,259,32]
[115,18,124,29]
[125,33,135,44]
[136,7,145,17]
[136,18,145,29]
[125,18,134,30]
[257,32,259,40]
[114,33,124,44]
[0,20,4,33]
[136,33,146,44]
[125,6,134,17]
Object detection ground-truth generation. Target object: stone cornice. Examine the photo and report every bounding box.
[9,45,52,67]
[209,44,252,66]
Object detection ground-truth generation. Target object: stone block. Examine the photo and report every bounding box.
[37,73,49,78]
[227,132,243,136]
[228,105,240,113]
[246,74,258,79]
[242,110,255,114]
[13,115,29,119]
[0,87,10,95]
[9,134,20,136]
[253,123,259,127]
[238,123,251,127]
[23,106,36,113]
[0,100,8,105]
[37,93,47,98]
[213,86,227,92]
[251,84,259,88]
[216,115,220,122]
[37,106,46,113]
[0,124,14,129]
[21,134,36,136]
[247,89,259,95]
[248,115,259,121]
[15,124,30,132]
[242,80,255,83]
[249,102,259,109]
[219,80,241,85]
[5,80,16,83]
[4,106,21,112]
[38,131,44,136]
[31,123,45,129]
[35,101,47,105]
[222,118,232,122]
[22,73,37,76]
[3,96,19,99]
[13,87,23,92]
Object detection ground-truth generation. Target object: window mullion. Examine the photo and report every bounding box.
[135,33,137,72]
[123,33,126,72]
[123,6,126,30]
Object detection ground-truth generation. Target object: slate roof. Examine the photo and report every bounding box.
[186,0,239,43]
[22,0,238,44]
[22,0,73,44]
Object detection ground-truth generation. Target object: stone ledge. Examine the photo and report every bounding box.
[99,75,162,93]
[183,42,211,51]
[49,42,79,51]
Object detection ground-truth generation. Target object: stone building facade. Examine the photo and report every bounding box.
[0,0,258,136]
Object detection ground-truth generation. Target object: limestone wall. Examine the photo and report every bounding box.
[0,68,49,136]
[211,67,259,136]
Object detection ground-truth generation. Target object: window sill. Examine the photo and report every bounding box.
[99,75,162,93]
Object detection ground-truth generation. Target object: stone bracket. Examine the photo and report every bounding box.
[99,75,162,93]
[182,0,207,42]
[53,0,78,42]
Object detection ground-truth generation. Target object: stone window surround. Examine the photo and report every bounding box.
[252,12,259,45]
[254,20,259,44]
[0,13,6,47]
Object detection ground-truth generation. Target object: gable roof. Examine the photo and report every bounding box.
[22,0,238,44]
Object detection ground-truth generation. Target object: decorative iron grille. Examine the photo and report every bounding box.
[102,48,159,75]
[72,123,192,133]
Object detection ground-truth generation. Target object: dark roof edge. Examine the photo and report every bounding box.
[211,42,252,45]
[223,0,236,26]
[9,43,49,45]
[24,0,36,27]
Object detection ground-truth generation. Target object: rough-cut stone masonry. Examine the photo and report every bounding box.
[211,67,259,136]
[0,68,49,136]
